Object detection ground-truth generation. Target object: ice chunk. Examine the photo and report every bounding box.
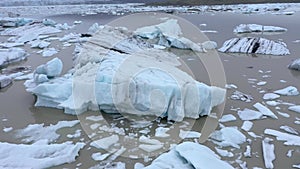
[16,120,79,143]
[230,90,253,102]
[210,127,246,148]
[293,164,300,168]
[155,127,170,138]
[262,138,275,169]
[264,129,300,146]
[219,114,237,123]
[241,121,253,132]
[139,135,162,145]
[280,125,299,135]
[55,23,75,30]
[179,130,201,139]
[42,18,56,26]
[287,149,294,157]
[263,93,280,100]
[91,152,110,161]
[30,39,50,49]
[288,58,300,71]
[0,141,84,169]
[274,86,299,96]
[225,84,238,89]
[257,81,267,86]
[244,145,252,157]
[253,102,278,119]
[144,142,234,169]
[288,105,300,113]
[238,108,263,121]
[0,48,27,67]
[3,127,13,132]
[34,57,63,79]
[0,42,24,48]
[0,17,33,27]
[42,48,58,57]
[234,24,287,34]
[215,147,234,157]
[218,37,290,55]
[277,111,290,118]
[0,75,12,88]
[139,144,164,152]
[90,135,119,150]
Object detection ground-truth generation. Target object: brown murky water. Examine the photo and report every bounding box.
[1,10,300,169]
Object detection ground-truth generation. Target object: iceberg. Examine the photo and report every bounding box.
[25,24,226,122]
[0,75,12,89]
[0,141,84,169]
[0,48,28,67]
[233,24,287,34]
[218,37,290,55]
[288,58,300,71]
[144,142,234,169]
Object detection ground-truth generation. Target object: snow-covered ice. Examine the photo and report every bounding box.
[274,86,299,96]
[263,93,280,100]
[144,142,234,169]
[253,102,278,119]
[16,120,79,143]
[218,37,290,55]
[288,58,300,71]
[0,48,27,67]
[264,129,300,146]
[233,24,287,34]
[0,141,84,169]
[288,105,300,113]
[219,114,237,123]
[262,137,275,169]
[238,108,263,121]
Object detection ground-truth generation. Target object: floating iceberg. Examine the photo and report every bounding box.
[144,142,234,169]
[233,24,287,34]
[0,141,84,169]
[288,58,300,71]
[218,37,290,55]
[25,23,226,122]
[0,48,28,67]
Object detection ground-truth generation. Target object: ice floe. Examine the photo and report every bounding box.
[264,129,300,146]
[90,135,119,150]
[219,114,237,123]
[25,22,226,122]
[0,141,84,169]
[288,58,300,71]
[280,125,299,135]
[263,93,280,100]
[218,37,290,55]
[215,147,234,157]
[262,137,275,169]
[0,48,27,67]
[210,127,246,148]
[253,102,278,119]
[144,142,234,169]
[233,24,287,34]
[230,90,253,102]
[241,121,253,132]
[288,105,300,113]
[238,108,263,121]
[274,86,299,96]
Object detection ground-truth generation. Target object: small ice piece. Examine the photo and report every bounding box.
[16,120,79,143]
[231,91,253,102]
[288,105,300,113]
[280,80,287,83]
[288,58,300,71]
[262,138,275,169]
[155,127,170,138]
[277,111,290,118]
[3,127,13,132]
[42,48,58,57]
[179,130,201,139]
[67,129,81,139]
[233,24,287,34]
[218,37,290,55]
[215,147,234,157]
[257,81,267,86]
[287,149,294,157]
[144,142,234,169]
[241,121,253,132]
[30,40,50,49]
[225,84,238,89]
[139,144,164,153]
[253,102,278,119]
[139,135,162,145]
[280,125,299,135]
[264,129,300,146]
[91,152,110,161]
[266,101,280,106]
[0,75,12,89]
[238,108,263,121]
[0,141,85,169]
[244,145,252,157]
[294,164,300,168]
[219,114,237,123]
[295,121,300,125]
[210,127,246,148]
[263,93,280,100]
[274,86,299,96]
[74,20,82,24]
[134,163,145,169]
[90,135,119,150]
[86,115,104,121]
[248,131,261,138]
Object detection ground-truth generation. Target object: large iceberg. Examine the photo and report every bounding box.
[233,24,287,34]
[144,142,234,169]
[218,37,290,55]
[25,22,226,122]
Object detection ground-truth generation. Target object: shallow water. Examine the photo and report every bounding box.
[0,10,300,169]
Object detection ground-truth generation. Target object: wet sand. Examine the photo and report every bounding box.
[1,10,300,169]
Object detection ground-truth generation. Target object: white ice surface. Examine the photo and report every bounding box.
[241,121,253,132]
[179,130,201,139]
[262,138,275,169]
[253,102,278,119]
[274,86,299,96]
[210,127,246,148]
[219,114,237,123]
[263,93,280,100]
[238,108,263,121]
[264,129,300,146]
